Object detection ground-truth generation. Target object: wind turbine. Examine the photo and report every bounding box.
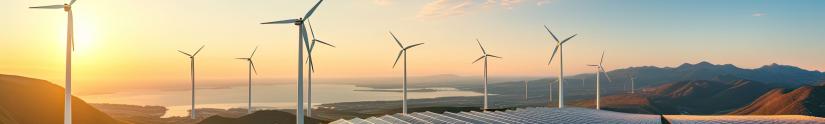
[178,45,205,119]
[524,80,529,106]
[236,46,259,114]
[544,25,578,108]
[29,0,80,123]
[472,39,502,111]
[260,0,324,123]
[305,20,335,116]
[389,31,424,114]
[587,51,612,110]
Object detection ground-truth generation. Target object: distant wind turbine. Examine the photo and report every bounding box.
[236,46,259,114]
[587,51,612,110]
[305,20,335,116]
[29,0,81,123]
[524,80,529,106]
[389,31,424,114]
[544,25,578,108]
[260,0,324,123]
[472,39,502,111]
[178,45,205,119]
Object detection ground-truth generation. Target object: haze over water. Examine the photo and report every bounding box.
[80,83,482,117]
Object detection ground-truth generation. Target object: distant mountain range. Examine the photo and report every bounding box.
[568,61,825,92]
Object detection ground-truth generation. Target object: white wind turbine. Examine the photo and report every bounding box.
[260,0,324,123]
[472,39,502,111]
[305,21,335,116]
[178,45,205,119]
[236,46,259,114]
[544,25,578,108]
[587,51,612,110]
[390,31,424,114]
[29,0,80,123]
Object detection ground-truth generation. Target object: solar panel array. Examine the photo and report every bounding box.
[331,107,825,124]
[330,107,661,124]
[664,115,825,124]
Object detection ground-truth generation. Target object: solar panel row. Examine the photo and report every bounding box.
[331,107,825,124]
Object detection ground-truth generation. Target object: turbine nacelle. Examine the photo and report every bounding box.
[294,18,304,25]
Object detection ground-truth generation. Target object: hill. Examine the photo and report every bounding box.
[729,85,825,117]
[572,79,774,115]
[198,110,327,124]
[0,74,124,124]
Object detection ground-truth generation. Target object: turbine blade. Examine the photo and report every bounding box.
[178,50,192,57]
[472,56,485,63]
[307,55,315,73]
[476,39,486,54]
[70,0,78,5]
[600,50,605,65]
[250,46,259,58]
[303,0,324,20]
[486,54,502,58]
[403,43,424,50]
[261,19,299,24]
[392,50,403,68]
[300,25,312,52]
[560,34,578,44]
[314,40,336,47]
[69,15,75,51]
[192,45,205,56]
[250,61,259,75]
[29,4,64,9]
[544,25,561,43]
[547,45,559,65]
[601,67,612,82]
[389,31,403,48]
[308,20,316,40]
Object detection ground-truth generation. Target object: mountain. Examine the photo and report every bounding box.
[0,74,125,124]
[572,78,774,115]
[568,62,825,93]
[729,85,825,117]
[198,110,327,124]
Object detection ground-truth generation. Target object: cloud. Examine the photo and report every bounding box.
[752,12,766,17]
[417,0,474,18]
[482,0,524,9]
[536,0,552,6]
[416,0,547,19]
[373,0,392,6]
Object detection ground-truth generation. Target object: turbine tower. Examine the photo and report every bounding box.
[29,0,80,123]
[472,39,501,111]
[236,46,259,114]
[389,31,424,114]
[260,0,324,123]
[524,80,529,106]
[178,45,205,119]
[305,21,335,116]
[544,25,578,108]
[587,51,612,110]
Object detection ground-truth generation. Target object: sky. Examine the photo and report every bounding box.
[1,0,824,94]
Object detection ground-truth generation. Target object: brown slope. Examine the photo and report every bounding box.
[729,85,825,117]
[0,74,125,124]
[573,79,773,115]
[198,110,327,124]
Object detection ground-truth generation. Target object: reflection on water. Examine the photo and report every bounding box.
[80,84,482,117]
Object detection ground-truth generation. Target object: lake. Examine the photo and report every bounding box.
[80,83,483,117]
